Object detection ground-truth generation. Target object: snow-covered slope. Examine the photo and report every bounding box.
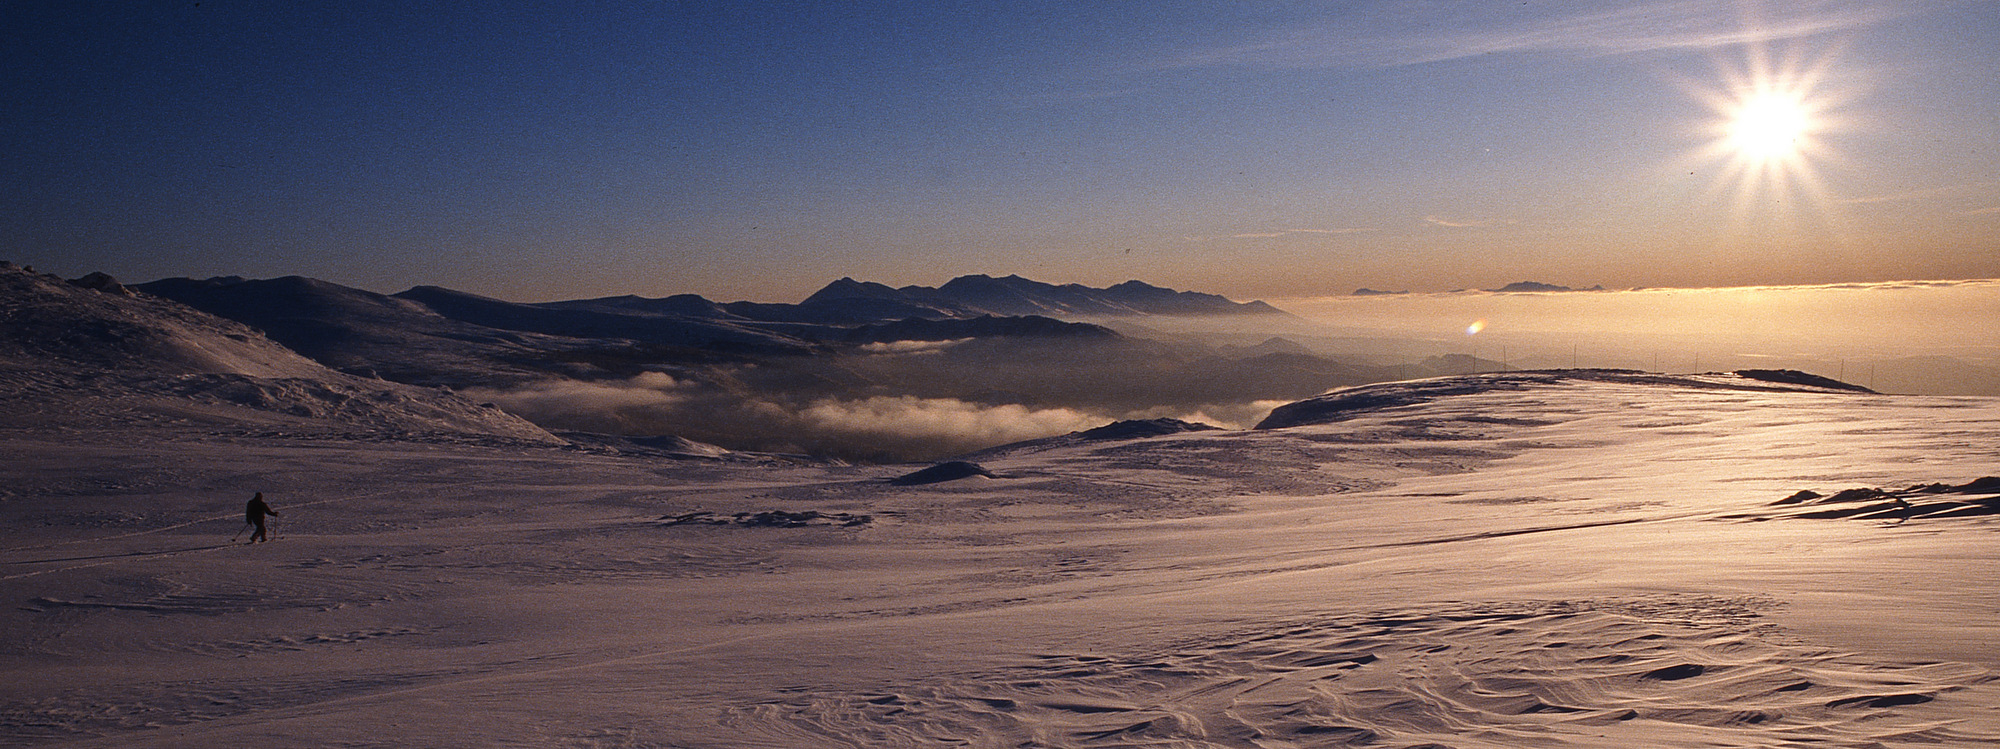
[5,367,1999,747]
[135,275,595,386]
[0,263,561,443]
[3,265,339,380]
[393,284,823,354]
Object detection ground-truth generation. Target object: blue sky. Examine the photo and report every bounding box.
[5,1,1996,302]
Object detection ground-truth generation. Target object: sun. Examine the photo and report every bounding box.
[1729,92,1813,161]
[1676,40,1857,225]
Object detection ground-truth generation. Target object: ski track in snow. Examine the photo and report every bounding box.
[5,374,2000,747]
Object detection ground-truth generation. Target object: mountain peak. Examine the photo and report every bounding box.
[1489,281,1606,293]
[803,277,906,304]
[870,275,1288,319]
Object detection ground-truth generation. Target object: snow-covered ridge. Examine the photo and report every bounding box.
[0,263,561,443]
[2,262,333,380]
[1257,369,1877,429]
[804,273,1292,318]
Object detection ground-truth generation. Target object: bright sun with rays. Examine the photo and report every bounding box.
[1680,42,1855,225]
[1729,92,1813,161]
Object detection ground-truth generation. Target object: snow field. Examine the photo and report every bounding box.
[4,374,1999,747]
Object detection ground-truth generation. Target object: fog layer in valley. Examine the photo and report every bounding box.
[114,270,2000,462]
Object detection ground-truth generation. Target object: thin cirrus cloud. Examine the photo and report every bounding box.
[1839,180,2000,205]
[1162,0,1906,71]
[1423,215,1497,228]
[1184,228,1372,242]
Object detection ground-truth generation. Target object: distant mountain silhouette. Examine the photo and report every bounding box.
[1488,281,1606,293]
[841,315,1118,344]
[805,274,1291,319]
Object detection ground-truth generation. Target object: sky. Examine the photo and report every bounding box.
[4,1,1996,303]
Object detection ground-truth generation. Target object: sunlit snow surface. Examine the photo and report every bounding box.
[5,372,1999,747]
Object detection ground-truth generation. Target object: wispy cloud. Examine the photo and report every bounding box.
[1423,215,1496,228]
[1184,228,1371,242]
[1840,180,2000,205]
[1164,0,1905,71]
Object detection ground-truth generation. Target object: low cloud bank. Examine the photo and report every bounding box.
[466,374,1280,463]
[1265,280,2000,396]
[1276,280,2000,352]
[800,396,1102,451]
[465,373,693,435]
[857,339,969,355]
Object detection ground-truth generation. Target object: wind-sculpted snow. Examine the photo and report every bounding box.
[723,596,1994,747]
[1729,477,2000,522]
[6,361,2000,746]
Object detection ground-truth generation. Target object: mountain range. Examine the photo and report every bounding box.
[801,274,1290,318]
[10,262,1402,461]
[132,273,1282,384]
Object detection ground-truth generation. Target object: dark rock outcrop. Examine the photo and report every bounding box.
[890,460,1000,486]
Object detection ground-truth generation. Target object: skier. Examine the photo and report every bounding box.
[244,492,278,543]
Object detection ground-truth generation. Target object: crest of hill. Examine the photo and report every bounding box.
[392,283,1126,350]
[2,263,561,442]
[962,418,1224,459]
[6,264,334,379]
[136,275,584,385]
[805,274,1291,319]
[1255,369,1877,429]
[392,285,818,355]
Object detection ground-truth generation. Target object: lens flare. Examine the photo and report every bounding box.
[1465,319,1487,336]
